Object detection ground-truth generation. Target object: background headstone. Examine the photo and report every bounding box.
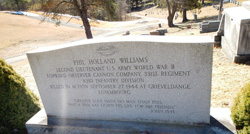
[221,1,250,63]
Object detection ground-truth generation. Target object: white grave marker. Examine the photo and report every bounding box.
[27,36,213,125]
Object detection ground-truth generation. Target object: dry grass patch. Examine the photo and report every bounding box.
[212,48,250,107]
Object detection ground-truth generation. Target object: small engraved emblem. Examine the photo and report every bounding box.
[96,45,118,56]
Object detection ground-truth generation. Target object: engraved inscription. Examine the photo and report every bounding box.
[68,98,176,114]
[46,56,192,115]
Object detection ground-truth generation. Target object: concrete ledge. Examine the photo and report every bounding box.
[26,108,236,134]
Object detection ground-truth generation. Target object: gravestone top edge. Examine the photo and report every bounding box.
[27,36,213,54]
[224,6,250,21]
[242,1,250,10]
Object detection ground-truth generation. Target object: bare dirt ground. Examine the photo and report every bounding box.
[0,12,85,59]
[1,3,250,108]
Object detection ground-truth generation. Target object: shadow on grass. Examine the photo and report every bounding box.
[173,15,219,26]
[165,25,185,34]
[198,15,219,22]
[172,25,185,30]
[185,15,219,23]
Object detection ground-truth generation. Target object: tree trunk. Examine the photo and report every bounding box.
[182,9,188,22]
[218,0,223,20]
[80,0,93,39]
[80,13,93,39]
[168,15,175,27]
[166,0,177,27]
[73,0,93,39]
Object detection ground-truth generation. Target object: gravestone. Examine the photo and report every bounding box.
[156,28,168,35]
[149,31,160,35]
[200,20,221,33]
[221,1,250,63]
[26,36,218,133]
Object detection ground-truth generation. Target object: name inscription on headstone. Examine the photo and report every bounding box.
[28,36,213,125]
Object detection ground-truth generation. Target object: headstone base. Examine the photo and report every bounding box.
[26,108,236,134]
[222,37,250,63]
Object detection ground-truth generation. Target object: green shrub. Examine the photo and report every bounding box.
[0,58,40,134]
[231,82,250,133]
[238,126,250,134]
